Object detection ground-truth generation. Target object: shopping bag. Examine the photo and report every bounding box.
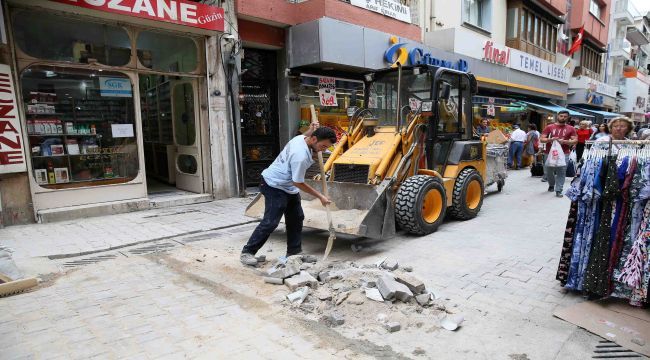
[566,158,576,178]
[569,149,577,164]
[545,140,566,167]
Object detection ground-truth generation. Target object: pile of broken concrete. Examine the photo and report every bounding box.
[258,255,464,333]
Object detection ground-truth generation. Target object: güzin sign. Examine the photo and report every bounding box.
[51,0,225,32]
[482,41,510,66]
[0,64,26,174]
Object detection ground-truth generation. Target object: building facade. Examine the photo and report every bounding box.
[606,0,650,123]
[0,0,240,225]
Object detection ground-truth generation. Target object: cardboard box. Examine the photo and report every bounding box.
[486,130,508,144]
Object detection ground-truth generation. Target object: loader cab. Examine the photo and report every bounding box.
[364,65,477,174]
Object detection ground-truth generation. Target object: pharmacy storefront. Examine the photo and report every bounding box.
[5,0,228,221]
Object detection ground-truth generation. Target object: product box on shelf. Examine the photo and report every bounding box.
[65,139,79,155]
[50,144,65,156]
[54,168,69,183]
[34,169,48,185]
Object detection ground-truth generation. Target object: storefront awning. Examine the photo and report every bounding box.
[568,106,623,119]
[517,101,594,119]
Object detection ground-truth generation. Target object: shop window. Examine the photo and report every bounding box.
[22,66,138,189]
[462,0,491,32]
[11,9,131,66]
[137,31,198,73]
[299,76,364,135]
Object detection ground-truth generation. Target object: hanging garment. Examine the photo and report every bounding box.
[608,158,636,294]
[583,156,619,297]
[565,159,600,290]
[557,201,579,285]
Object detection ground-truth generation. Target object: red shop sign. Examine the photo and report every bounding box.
[51,0,225,32]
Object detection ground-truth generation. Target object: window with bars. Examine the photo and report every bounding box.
[506,3,558,61]
[581,44,603,74]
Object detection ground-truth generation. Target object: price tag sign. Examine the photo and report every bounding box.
[487,105,496,116]
[408,98,422,111]
[318,77,338,106]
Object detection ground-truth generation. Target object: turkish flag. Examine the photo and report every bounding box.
[568,26,584,56]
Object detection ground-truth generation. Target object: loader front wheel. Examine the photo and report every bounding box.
[395,175,447,235]
[450,168,484,220]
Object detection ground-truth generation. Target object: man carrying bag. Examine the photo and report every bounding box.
[540,110,577,197]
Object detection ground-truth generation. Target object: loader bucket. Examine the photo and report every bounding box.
[244,179,396,240]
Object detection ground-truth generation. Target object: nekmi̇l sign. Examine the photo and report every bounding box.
[99,77,133,97]
[350,0,411,23]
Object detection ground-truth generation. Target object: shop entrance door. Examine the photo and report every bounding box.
[171,80,203,193]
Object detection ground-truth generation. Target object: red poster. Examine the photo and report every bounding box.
[51,0,225,32]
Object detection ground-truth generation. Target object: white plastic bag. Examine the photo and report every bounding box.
[0,246,23,281]
[569,149,577,164]
[545,140,566,167]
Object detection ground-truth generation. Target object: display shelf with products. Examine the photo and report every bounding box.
[21,68,139,190]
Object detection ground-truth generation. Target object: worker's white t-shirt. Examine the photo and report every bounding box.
[262,135,314,194]
[510,128,527,142]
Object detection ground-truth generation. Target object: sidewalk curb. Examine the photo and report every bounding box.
[46,220,260,260]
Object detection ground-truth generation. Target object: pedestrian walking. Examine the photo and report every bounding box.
[575,120,593,162]
[590,123,609,140]
[240,126,337,266]
[540,110,577,197]
[523,124,539,167]
[507,124,527,169]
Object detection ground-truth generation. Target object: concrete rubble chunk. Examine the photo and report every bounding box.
[267,264,300,279]
[263,277,283,285]
[380,258,399,271]
[365,288,384,302]
[286,286,309,305]
[285,271,318,291]
[385,322,401,333]
[377,276,413,302]
[346,291,365,305]
[327,312,345,326]
[440,314,464,331]
[334,291,350,305]
[315,289,332,301]
[402,265,413,272]
[301,254,318,263]
[318,271,341,283]
[395,273,426,294]
[300,263,313,270]
[415,293,432,306]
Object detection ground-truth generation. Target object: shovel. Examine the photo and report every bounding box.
[310,105,336,260]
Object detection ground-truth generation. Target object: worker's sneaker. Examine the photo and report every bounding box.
[556,192,564,198]
[240,253,258,266]
[548,186,554,192]
[541,178,548,182]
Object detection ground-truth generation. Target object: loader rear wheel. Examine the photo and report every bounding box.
[450,168,484,220]
[395,175,447,235]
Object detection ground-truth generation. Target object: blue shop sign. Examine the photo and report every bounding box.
[384,37,469,72]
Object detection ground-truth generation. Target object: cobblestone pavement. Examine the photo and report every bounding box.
[0,197,254,259]
[0,170,641,359]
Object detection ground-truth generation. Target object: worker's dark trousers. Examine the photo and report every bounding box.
[242,180,304,256]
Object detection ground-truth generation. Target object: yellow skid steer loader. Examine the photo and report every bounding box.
[246,64,489,239]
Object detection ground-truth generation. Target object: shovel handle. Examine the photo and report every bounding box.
[317,151,328,198]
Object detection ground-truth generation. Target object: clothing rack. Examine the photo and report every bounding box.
[556,142,650,307]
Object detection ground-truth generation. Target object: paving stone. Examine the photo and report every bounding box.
[377,276,413,302]
[284,271,318,291]
[394,272,426,294]
[384,322,401,333]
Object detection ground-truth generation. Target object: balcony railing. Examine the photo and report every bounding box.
[610,38,633,59]
[574,66,604,82]
[506,39,556,63]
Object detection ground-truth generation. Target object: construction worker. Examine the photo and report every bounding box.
[240,125,337,266]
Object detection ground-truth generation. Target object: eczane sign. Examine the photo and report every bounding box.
[51,0,225,32]
[0,64,26,174]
